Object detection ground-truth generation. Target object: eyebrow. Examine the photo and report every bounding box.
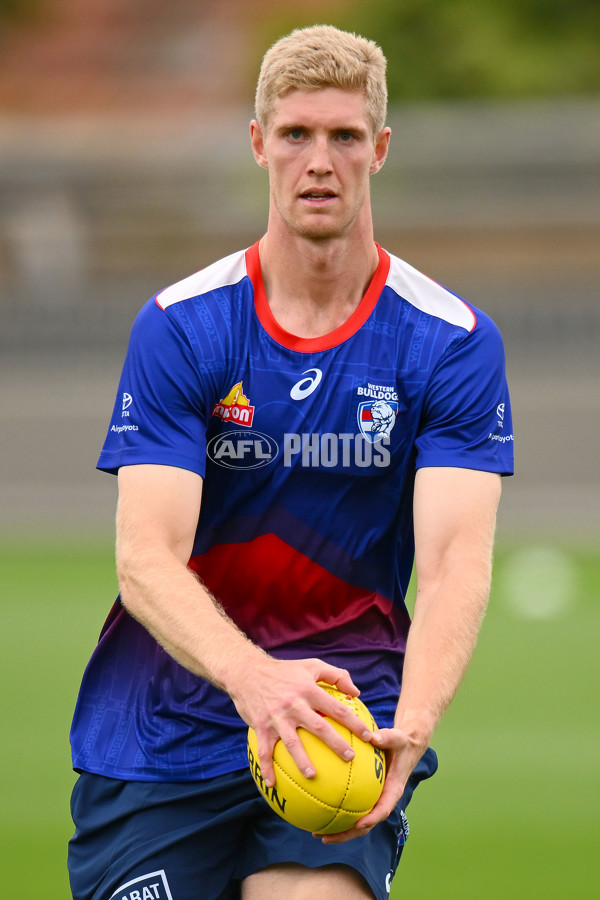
[276,121,369,136]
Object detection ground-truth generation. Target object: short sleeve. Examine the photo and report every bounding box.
[97,299,215,477]
[415,312,514,475]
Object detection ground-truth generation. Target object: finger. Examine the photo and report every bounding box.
[302,709,357,763]
[274,710,358,776]
[254,700,359,784]
[276,725,320,780]
[313,826,371,844]
[368,727,403,748]
[315,822,372,844]
[313,693,374,743]
[319,763,409,843]
[318,665,359,697]
[356,774,405,831]
[256,736,278,789]
[316,792,394,844]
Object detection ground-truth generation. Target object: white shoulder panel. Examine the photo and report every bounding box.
[387,253,476,332]
[156,249,248,309]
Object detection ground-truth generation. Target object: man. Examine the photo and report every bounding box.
[69,24,514,900]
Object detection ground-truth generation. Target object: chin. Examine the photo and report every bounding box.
[292,217,349,242]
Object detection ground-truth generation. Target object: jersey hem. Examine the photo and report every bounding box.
[97,451,206,478]
[72,754,251,784]
[416,457,514,476]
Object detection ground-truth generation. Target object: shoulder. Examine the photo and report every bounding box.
[154,248,248,310]
[126,248,252,374]
[381,249,506,366]
[384,250,477,333]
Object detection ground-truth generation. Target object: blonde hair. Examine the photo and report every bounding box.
[255,25,388,135]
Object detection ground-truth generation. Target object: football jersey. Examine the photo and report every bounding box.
[70,242,514,781]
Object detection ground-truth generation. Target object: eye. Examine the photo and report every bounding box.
[337,131,356,143]
[287,129,305,142]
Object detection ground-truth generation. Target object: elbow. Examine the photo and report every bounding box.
[116,542,148,620]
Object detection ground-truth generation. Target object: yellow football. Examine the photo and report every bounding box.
[247,682,386,834]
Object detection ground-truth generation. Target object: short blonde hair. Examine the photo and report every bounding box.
[255,25,388,135]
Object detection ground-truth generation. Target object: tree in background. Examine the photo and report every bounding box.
[254,0,600,100]
[1,0,598,112]
[0,0,40,23]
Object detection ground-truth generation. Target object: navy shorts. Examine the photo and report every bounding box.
[68,752,437,900]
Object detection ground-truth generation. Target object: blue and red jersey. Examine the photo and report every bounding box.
[70,243,514,781]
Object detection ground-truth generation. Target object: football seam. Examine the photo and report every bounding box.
[272,753,373,816]
[319,730,357,832]
[261,688,380,830]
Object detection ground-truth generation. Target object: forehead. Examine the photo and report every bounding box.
[269,87,370,129]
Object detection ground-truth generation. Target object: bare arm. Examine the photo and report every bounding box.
[321,466,502,842]
[394,466,501,741]
[116,464,371,784]
[116,463,254,687]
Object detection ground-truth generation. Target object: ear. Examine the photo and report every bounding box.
[369,126,391,175]
[250,119,269,169]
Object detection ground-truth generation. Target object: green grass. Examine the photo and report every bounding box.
[396,543,600,898]
[1,541,117,898]
[1,540,598,898]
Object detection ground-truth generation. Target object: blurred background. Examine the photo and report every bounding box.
[1,1,598,897]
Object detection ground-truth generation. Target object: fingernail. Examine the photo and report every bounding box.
[265,779,274,789]
[362,730,372,741]
[304,767,316,778]
[343,749,355,761]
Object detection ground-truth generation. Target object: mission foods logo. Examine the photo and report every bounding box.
[211,381,255,427]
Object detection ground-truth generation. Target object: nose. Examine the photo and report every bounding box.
[307,136,333,176]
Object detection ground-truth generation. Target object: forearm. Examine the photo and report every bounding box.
[113,465,369,789]
[396,467,501,748]
[117,542,267,694]
[118,539,372,786]
[395,553,493,748]
[115,464,269,695]
[325,470,501,843]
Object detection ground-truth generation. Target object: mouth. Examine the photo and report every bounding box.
[299,189,337,204]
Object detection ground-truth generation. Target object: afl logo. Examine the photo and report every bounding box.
[122,393,133,411]
[290,368,323,401]
[207,430,279,469]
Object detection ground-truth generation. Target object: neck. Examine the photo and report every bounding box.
[258,228,380,339]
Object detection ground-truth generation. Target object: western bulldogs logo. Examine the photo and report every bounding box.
[357,399,398,443]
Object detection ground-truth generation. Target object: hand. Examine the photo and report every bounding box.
[229,655,373,789]
[315,726,429,844]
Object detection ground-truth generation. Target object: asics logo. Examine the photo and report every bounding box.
[290,368,323,400]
